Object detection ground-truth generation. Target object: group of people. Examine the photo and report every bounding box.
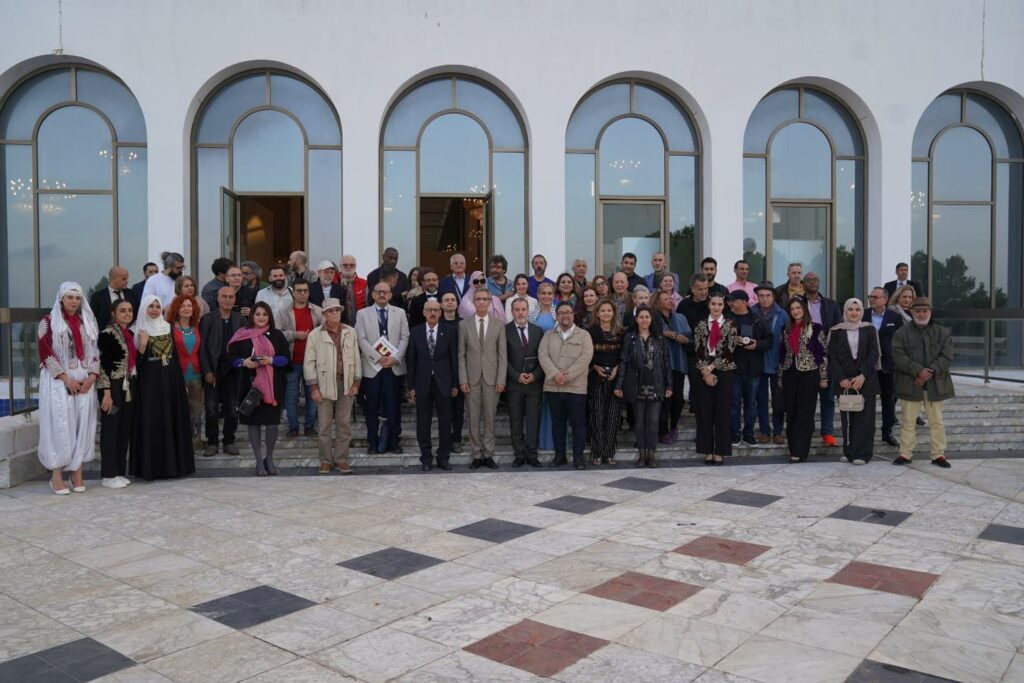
[37,248,956,493]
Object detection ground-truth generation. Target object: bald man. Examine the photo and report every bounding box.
[91,266,140,329]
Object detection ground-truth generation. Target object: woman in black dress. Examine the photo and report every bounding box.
[615,306,672,468]
[827,298,881,465]
[587,299,623,466]
[228,302,290,475]
[131,295,195,480]
[97,299,137,488]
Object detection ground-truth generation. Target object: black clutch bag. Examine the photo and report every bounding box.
[237,386,262,417]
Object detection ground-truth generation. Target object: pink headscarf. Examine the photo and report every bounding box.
[458,270,506,322]
[229,326,277,405]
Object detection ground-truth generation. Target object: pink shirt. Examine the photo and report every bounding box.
[727,280,759,302]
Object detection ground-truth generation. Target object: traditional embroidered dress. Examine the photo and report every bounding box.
[37,282,100,471]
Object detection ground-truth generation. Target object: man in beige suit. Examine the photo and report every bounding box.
[459,289,507,469]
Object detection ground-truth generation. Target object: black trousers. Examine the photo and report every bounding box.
[877,371,897,436]
[507,382,542,462]
[783,368,819,459]
[363,368,401,451]
[634,398,661,450]
[415,378,452,465]
[694,370,734,456]
[451,391,465,443]
[659,370,687,436]
[840,393,877,462]
[204,374,238,445]
[548,392,587,460]
[100,380,135,478]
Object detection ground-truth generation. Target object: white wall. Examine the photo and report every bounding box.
[2,0,1022,293]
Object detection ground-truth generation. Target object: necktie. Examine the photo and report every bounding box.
[378,307,388,337]
[113,290,123,303]
[478,318,485,345]
[428,328,435,357]
[519,326,528,353]
[709,318,721,351]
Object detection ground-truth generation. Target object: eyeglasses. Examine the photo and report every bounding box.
[374,290,389,295]
[473,279,486,284]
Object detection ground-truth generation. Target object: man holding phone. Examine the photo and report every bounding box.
[725,290,769,447]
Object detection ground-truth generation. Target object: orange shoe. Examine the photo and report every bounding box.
[822,435,838,447]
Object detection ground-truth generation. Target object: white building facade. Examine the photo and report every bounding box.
[2,0,1023,386]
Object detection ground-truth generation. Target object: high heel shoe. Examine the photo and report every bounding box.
[712,455,724,466]
[50,480,70,495]
[264,458,279,476]
[70,478,86,493]
[646,450,657,468]
[704,455,714,465]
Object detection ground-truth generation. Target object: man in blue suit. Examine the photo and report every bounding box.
[869,286,905,446]
[406,299,459,471]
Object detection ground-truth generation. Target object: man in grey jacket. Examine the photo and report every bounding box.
[198,287,244,456]
[539,302,594,469]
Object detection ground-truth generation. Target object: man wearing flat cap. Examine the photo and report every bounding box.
[310,260,353,324]
[891,297,955,468]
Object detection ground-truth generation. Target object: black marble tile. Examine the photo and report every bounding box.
[829,504,911,527]
[603,477,674,493]
[846,658,958,682]
[35,638,113,667]
[706,489,783,508]
[978,522,1024,546]
[338,547,445,579]
[0,638,133,683]
[450,518,541,544]
[535,495,616,515]
[0,654,56,681]
[63,651,136,681]
[191,585,315,629]
[19,669,77,683]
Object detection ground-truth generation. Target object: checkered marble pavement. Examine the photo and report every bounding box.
[2,455,1024,682]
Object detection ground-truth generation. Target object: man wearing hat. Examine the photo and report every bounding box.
[304,298,361,474]
[754,281,787,444]
[310,260,353,325]
[891,297,955,468]
[725,289,770,447]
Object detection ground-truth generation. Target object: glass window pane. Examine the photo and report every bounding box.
[743,89,799,154]
[932,204,991,309]
[912,94,961,157]
[456,80,523,148]
[565,153,596,275]
[635,85,696,152]
[966,94,1023,159]
[802,90,863,156]
[196,74,266,144]
[232,110,304,192]
[933,126,991,201]
[992,320,1023,369]
[419,113,488,194]
[769,122,831,199]
[382,151,416,271]
[196,147,228,275]
[383,78,452,147]
[770,205,828,287]
[994,162,1023,308]
[598,118,664,196]
[492,152,525,275]
[834,160,863,303]
[566,83,630,150]
[39,194,113,299]
[0,69,71,140]
[270,74,340,146]
[3,144,35,306]
[601,203,661,278]
[37,106,113,190]
[308,149,342,265]
[911,161,929,295]
[117,148,147,276]
[76,69,146,143]
[743,157,767,282]
[668,155,697,280]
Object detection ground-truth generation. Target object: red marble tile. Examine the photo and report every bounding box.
[673,535,771,566]
[543,630,607,658]
[585,579,645,603]
[627,590,689,611]
[585,572,703,611]
[464,633,527,663]
[827,561,939,599]
[465,619,609,677]
[504,646,582,678]
[500,619,567,645]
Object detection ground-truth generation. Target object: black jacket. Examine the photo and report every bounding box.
[615,332,672,401]
[868,308,904,374]
[407,291,442,329]
[90,287,140,330]
[676,294,710,333]
[198,310,245,377]
[406,323,458,396]
[505,321,545,386]
[884,279,923,298]
[808,295,842,330]
[725,310,770,377]
[827,326,881,397]
[365,267,409,306]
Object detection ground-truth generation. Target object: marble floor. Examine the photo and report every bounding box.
[2,454,1024,682]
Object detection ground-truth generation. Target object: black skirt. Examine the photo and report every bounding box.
[130,344,195,480]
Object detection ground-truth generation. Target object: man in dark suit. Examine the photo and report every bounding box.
[365,247,409,306]
[198,287,245,456]
[406,299,459,471]
[91,266,140,329]
[505,298,545,467]
[130,262,158,300]
[407,268,441,329]
[309,260,353,324]
[869,286,904,445]
[883,262,923,298]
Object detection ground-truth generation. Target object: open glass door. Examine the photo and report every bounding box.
[221,188,241,264]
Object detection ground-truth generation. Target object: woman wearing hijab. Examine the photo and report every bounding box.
[692,292,737,465]
[827,298,881,465]
[778,297,829,463]
[132,295,195,480]
[458,270,506,322]
[38,282,100,494]
[228,301,290,475]
[97,298,137,489]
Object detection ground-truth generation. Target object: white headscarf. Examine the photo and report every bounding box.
[132,294,171,346]
[49,281,99,343]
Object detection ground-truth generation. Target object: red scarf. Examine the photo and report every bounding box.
[63,310,85,361]
[708,317,722,351]
[173,324,201,375]
[788,325,803,355]
[120,325,137,373]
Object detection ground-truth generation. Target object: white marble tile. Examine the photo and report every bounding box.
[148,632,295,683]
[396,562,506,598]
[554,643,705,682]
[505,529,598,556]
[397,650,542,682]
[758,606,892,658]
[241,659,361,682]
[715,635,862,683]
[531,593,658,640]
[327,582,446,625]
[35,584,179,636]
[0,594,80,661]
[91,665,175,682]
[101,552,207,588]
[93,610,232,662]
[399,531,494,560]
[455,542,557,574]
[311,627,453,683]
[870,626,1016,683]
[667,588,787,633]
[245,604,376,655]
[616,613,754,667]
[392,595,525,647]
[141,566,260,606]
[795,583,917,626]
[899,600,1024,652]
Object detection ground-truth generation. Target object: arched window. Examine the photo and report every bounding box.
[1,65,146,305]
[565,80,700,278]
[743,86,865,302]
[380,75,528,276]
[191,70,341,278]
[912,90,1024,368]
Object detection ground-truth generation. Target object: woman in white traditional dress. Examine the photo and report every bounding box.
[37,282,100,494]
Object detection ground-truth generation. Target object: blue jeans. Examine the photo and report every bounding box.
[285,363,317,431]
[756,372,784,436]
[730,374,760,441]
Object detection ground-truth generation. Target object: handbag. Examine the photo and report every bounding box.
[838,388,865,412]
[236,366,262,417]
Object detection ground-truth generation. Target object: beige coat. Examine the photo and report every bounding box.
[279,303,324,354]
[458,315,508,386]
[539,326,594,395]
[303,323,361,400]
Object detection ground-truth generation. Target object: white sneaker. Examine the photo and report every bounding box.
[852,459,867,466]
[839,456,849,463]
[101,478,128,489]
[115,476,132,486]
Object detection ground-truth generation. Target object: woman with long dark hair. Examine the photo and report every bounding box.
[575,287,599,328]
[228,302,290,475]
[615,305,672,467]
[97,299,137,489]
[587,299,623,465]
[692,292,737,465]
[554,273,579,308]
[779,297,829,463]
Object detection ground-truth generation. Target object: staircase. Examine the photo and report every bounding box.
[81,379,1024,473]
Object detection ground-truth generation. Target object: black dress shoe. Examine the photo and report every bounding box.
[882,434,899,446]
[469,459,482,470]
[548,455,568,468]
[512,459,525,468]
[931,456,951,468]
[892,455,912,466]
[450,441,463,454]
[420,463,432,472]
[484,457,499,470]
[390,446,404,455]
[916,416,926,426]
[527,459,542,467]
[436,462,452,471]
[367,446,379,455]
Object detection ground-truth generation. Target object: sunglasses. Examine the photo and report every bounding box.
[473,279,486,284]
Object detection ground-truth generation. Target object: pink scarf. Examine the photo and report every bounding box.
[229,326,277,406]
